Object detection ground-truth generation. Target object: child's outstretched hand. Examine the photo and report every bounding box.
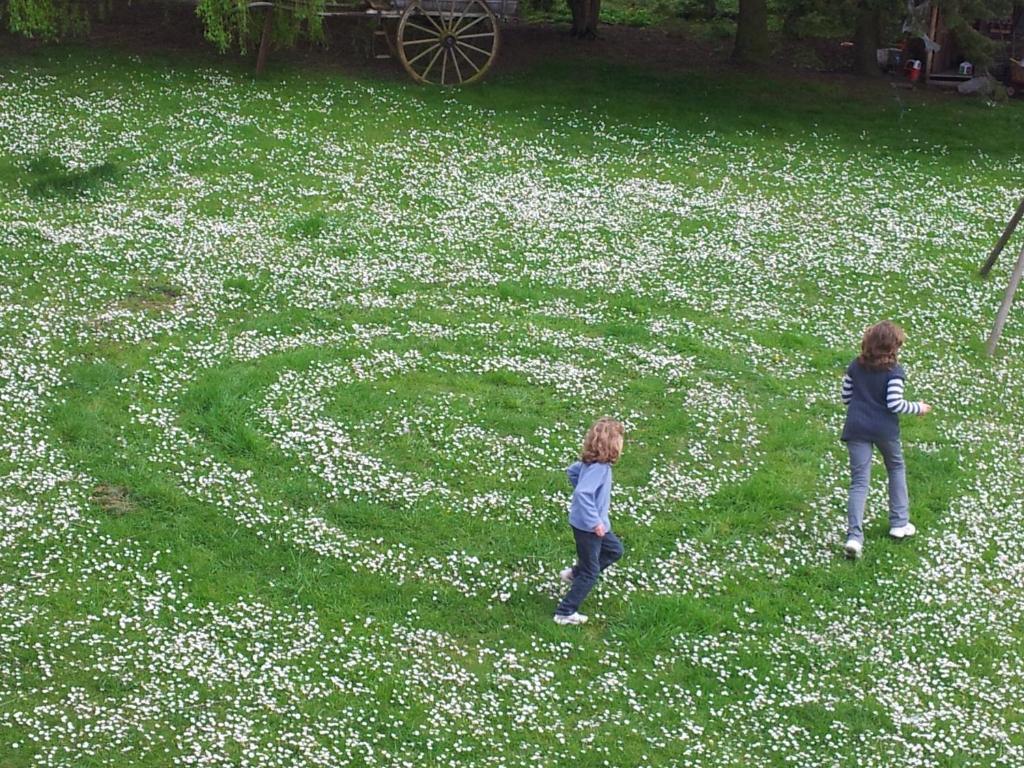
[920,402,933,414]
[594,523,606,538]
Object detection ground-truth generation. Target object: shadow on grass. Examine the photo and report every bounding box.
[26,154,123,197]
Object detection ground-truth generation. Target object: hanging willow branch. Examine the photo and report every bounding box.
[4,0,91,38]
[197,0,328,53]
[1,0,329,52]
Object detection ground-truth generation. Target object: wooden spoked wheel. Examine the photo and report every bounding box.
[397,0,500,86]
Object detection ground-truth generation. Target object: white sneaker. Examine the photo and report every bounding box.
[844,539,863,559]
[559,567,575,584]
[889,523,917,539]
[553,612,588,625]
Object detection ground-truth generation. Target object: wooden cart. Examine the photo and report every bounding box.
[1009,59,1024,97]
[252,0,516,85]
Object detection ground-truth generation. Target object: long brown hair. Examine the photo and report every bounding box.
[580,417,625,464]
[858,321,905,371]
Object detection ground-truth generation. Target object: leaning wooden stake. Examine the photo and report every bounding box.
[980,197,1024,277]
[985,241,1024,355]
[924,5,939,82]
[256,8,274,75]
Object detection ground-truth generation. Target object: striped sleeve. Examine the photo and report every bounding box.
[841,374,853,405]
[886,378,922,415]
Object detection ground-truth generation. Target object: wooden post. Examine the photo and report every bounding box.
[924,5,939,82]
[980,197,1024,276]
[255,8,274,75]
[985,241,1024,355]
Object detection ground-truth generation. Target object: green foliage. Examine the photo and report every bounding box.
[670,0,735,18]
[600,1,655,24]
[195,0,253,51]
[0,0,328,52]
[941,0,1015,67]
[3,0,89,38]
[521,0,555,15]
[779,0,851,39]
[195,0,326,54]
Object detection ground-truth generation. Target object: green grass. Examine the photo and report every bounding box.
[0,42,1023,767]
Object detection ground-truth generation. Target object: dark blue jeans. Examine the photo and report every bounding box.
[555,525,624,616]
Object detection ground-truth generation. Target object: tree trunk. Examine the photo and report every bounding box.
[255,9,274,75]
[853,3,881,76]
[567,0,599,38]
[567,0,585,35]
[732,0,769,65]
[703,0,716,19]
[584,0,600,36]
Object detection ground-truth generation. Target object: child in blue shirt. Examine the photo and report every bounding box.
[554,417,625,625]
[841,321,932,559]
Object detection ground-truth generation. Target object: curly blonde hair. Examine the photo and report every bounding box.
[858,320,905,371]
[580,417,625,464]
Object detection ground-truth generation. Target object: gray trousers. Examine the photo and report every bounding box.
[846,439,909,542]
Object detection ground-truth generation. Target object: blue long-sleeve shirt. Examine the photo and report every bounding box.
[567,461,612,532]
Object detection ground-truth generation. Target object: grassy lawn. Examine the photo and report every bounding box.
[1,44,1023,767]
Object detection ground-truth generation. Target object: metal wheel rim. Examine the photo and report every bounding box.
[397,0,499,86]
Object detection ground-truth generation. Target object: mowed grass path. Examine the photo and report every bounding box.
[1,45,1023,767]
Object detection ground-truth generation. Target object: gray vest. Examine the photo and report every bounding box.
[841,360,904,443]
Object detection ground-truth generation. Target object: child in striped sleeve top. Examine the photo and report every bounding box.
[841,321,932,559]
